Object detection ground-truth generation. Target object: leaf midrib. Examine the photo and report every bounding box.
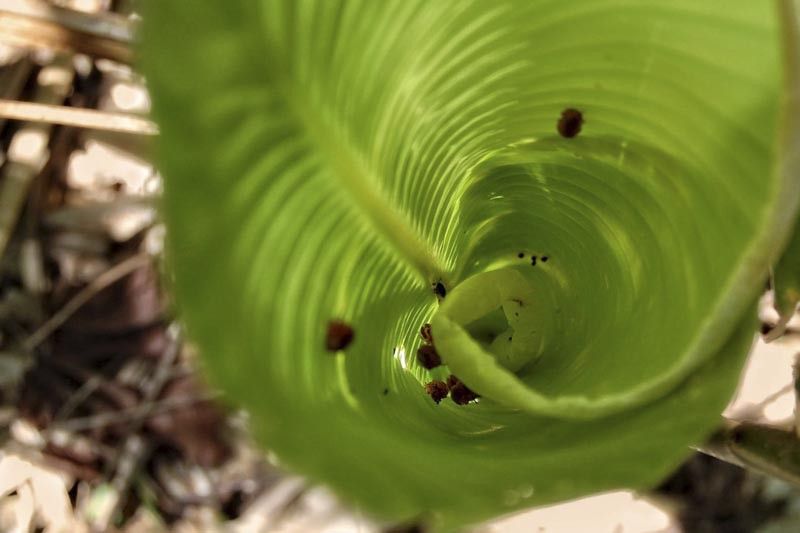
[273,73,448,288]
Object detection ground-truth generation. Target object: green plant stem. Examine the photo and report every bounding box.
[697,421,800,488]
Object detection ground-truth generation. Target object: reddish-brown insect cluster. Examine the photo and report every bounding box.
[417,321,441,369]
[425,374,481,405]
[325,320,354,351]
[416,322,480,405]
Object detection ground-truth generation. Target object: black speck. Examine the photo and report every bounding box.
[507,336,512,341]
[558,108,584,138]
[760,323,774,336]
[325,320,354,351]
[514,312,519,317]
[433,282,447,298]
[530,256,537,266]
[383,388,389,395]
[541,256,548,262]
[417,345,442,369]
[517,252,525,258]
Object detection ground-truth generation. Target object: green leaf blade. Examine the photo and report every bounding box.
[141,0,800,528]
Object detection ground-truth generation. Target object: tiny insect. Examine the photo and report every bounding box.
[541,256,548,262]
[325,320,354,351]
[517,252,525,259]
[450,381,479,405]
[425,380,449,404]
[417,345,442,369]
[420,323,433,344]
[531,255,537,266]
[433,281,447,299]
[446,374,460,390]
[446,375,479,404]
[557,108,584,138]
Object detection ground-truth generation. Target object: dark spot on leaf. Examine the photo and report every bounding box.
[383,388,389,395]
[541,256,548,262]
[425,381,449,404]
[508,336,512,341]
[420,323,433,344]
[530,256,537,266]
[517,252,525,259]
[325,320,354,351]
[417,345,441,369]
[433,281,447,298]
[558,108,584,138]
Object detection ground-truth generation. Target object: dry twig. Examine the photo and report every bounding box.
[22,253,150,351]
[50,392,219,434]
[0,100,158,135]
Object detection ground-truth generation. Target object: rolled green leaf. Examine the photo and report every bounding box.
[141,0,800,529]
